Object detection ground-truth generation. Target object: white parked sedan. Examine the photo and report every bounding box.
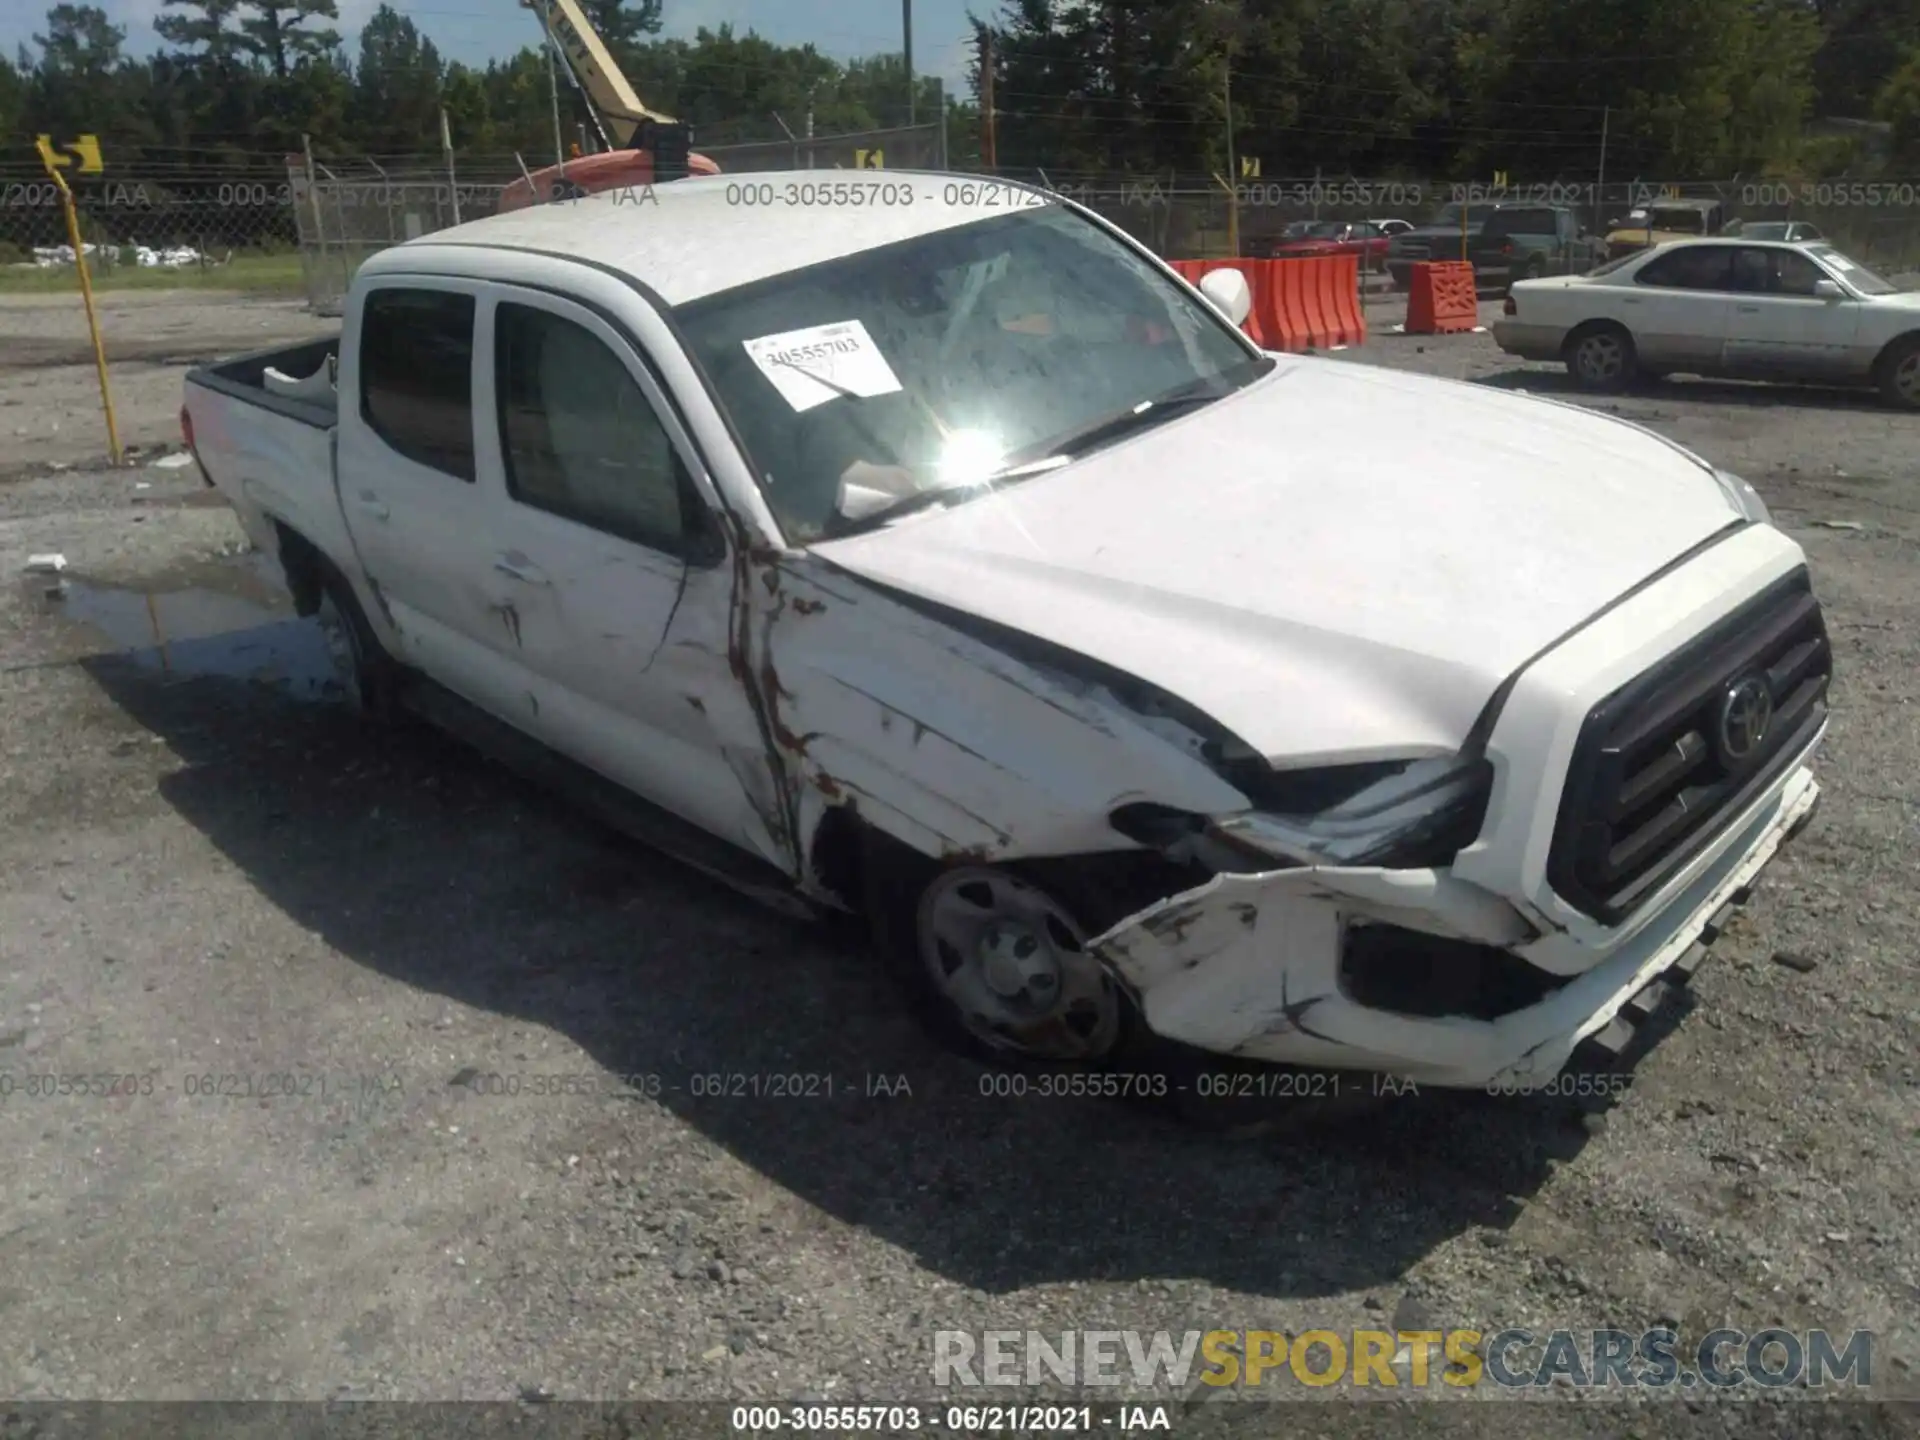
[1493,237,1920,409]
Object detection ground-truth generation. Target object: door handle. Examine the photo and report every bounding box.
[350,494,390,521]
[494,555,551,587]
[1736,305,1760,313]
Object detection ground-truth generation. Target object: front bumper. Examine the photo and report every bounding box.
[1089,760,1819,1090]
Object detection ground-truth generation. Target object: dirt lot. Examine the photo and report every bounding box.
[1,289,1917,1435]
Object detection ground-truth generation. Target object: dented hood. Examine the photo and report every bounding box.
[810,358,1742,766]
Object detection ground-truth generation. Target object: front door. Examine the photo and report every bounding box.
[1722,246,1863,379]
[470,285,786,866]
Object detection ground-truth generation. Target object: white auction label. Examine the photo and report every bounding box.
[743,319,904,413]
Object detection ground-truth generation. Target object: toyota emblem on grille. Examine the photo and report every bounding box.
[1716,675,1774,765]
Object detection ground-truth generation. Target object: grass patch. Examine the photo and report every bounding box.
[0,251,307,295]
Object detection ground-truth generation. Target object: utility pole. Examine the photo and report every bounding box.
[806,86,816,169]
[1596,105,1610,230]
[1224,55,1238,256]
[1218,2,1240,258]
[980,29,996,171]
[903,0,915,129]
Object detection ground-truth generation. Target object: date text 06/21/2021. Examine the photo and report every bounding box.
[728,1404,1174,1434]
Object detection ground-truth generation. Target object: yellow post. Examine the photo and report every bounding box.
[35,135,121,465]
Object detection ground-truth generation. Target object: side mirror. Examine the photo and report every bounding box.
[1812,279,1844,301]
[1197,267,1253,326]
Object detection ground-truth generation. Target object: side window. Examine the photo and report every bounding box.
[495,302,690,555]
[1771,250,1827,296]
[1730,247,1771,292]
[360,288,476,481]
[1637,246,1735,290]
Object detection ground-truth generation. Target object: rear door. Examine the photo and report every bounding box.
[1722,246,1863,379]
[472,285,785,863]
[1623,244,1740,371]
[336,280,531,717]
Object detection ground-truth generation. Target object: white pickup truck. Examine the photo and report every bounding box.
[182,174,1830,1090]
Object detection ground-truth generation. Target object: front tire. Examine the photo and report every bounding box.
[1565,323,1638,393]
[865,840,1148,1067]
[1876,336,1920,411]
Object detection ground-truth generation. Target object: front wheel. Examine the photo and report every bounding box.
[1877,336,1920,411]
[1565,324,1638,393]
[866,845,1147,1067]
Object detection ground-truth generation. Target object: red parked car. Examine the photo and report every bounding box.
[1267,219,1393,262]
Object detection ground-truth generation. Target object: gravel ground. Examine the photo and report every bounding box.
[1,290,1917,1436]
[0,290,334,477]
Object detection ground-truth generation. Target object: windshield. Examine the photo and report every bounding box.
[1586,250,1646,277]
[1430,204,1500,227]
[674,205,1262,542]
[1808,244,1899,296]
[1647,207,1709,232]
[1282,221,1344,240]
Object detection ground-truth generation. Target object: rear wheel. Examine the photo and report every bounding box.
[1565,323,1638,393]
[314,563,402,721]
[1877,336,1920,411]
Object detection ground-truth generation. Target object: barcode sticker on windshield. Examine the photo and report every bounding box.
[743,320,903,412]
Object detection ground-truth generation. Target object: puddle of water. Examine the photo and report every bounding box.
[38,550,345,702]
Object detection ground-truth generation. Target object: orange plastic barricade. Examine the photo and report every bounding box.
[1406,260,1479,335]
[1169,256,1365,352]
[1259,254,1366,351]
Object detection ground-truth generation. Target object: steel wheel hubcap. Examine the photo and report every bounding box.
[917,868,1121,1061]
[1579,335,1622,380]
[1896,354,1920,402]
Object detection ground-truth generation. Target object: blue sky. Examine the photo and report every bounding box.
[6,0,984,83]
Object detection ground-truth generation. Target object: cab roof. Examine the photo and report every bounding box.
[362,171,1058,306]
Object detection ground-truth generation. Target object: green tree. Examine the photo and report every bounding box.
[1879,48,1920,164]
[352,5,445,155]
[1811,0,1920,118]
[239,0,342,80]
[153,0,245,66]
[578,0,663,51]
[27,4,129,141]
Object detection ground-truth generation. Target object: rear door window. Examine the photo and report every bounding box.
[359,287,477,481]
[1488,208,1556,238]
[1636,246,1737,290]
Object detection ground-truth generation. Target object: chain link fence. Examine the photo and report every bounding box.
[7,159,1918,313]
[0,156,302,281]
[700,121,947,176]
[1038,176,1920,277]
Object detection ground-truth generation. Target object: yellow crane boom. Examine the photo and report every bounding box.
[522,0,676,148]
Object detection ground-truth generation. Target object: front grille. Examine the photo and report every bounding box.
[1548,568,1830,924]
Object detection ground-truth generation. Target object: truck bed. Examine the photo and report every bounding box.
[184,335,349,588]
[187,336,341,429]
